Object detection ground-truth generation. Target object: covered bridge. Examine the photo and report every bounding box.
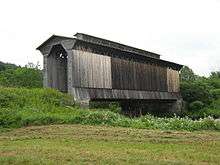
[37,33,183,115]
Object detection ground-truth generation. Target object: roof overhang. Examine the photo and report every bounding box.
[36,33,183,70]
[36,35,75,55]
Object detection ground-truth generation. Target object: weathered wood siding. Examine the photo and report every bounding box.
[167,68,180,92]
[111,57,167,91]
[39,35,182,102]
[46,53,67,92]
[71,87,181,101]
[71,50,179,94]
[72,50,112,89]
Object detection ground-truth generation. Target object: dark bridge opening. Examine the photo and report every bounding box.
[90,99,180,117]
[47,44,68,92]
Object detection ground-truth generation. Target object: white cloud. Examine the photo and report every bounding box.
[0,0,219,76]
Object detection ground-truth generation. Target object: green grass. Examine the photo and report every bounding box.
[0,87,220,131]
[0,124,220,165]
[1,87,220,164]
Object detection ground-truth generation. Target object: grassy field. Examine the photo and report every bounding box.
[0,124,220,165]
[1,87,220,132]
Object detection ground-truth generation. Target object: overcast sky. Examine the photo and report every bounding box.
[0,0,219,76]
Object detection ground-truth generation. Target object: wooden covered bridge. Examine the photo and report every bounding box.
[37,33,183,115]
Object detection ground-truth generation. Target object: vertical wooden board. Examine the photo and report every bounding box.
[163,67,167,90]
[125,59,130,89]
[150,64,155,91]
[72,50,112,89]
[72,50,76,86]
[87,52,92,87]
[142,63,146,90]
[121,59,126,89]
[150,64,154,91]
[91,52,96,88]
[84,52,89,87]
[51,55,57,89]
[145,63,150,90]
[148,63,152,91]
[78,51,83,87]
[161,66,165,91]
[100,55,104,88]
[162,67,167,91]
[167,68,175,92]
[145,63,150,91]
[139,62,144,90]
[157,65,160,91]
[135,62,140,90]
[105,56,112,88]
[141,62,146,90]
[133,61,137,90]
[147,63,151,90]
[74,50,81,87]
[111,57,120,89]
[167,68,170,92]
[92,53,98,88]
[176,71,180,92]
[43,56,48,87]
[111,57,116,89]
[46,56,51,87]
[131,60,136,90]
[130,60,135,90]
[118,59,123,89]
[101,57,105,88]
[154,64,158,91]
[157,65,162,91]
[93,53,99,88]
[156,65,160,91]
[126,60,131,89]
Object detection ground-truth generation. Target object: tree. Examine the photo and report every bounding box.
[210,71,220,79]
[180,66,196,82]
[0,66,43,88]
[180,81,213,105]
[0,61,18,71]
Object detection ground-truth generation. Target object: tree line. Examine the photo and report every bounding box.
[0,61,219,118]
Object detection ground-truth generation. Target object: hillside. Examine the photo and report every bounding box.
[0,87,220,131]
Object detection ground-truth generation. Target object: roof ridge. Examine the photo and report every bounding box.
[74,33,160,59]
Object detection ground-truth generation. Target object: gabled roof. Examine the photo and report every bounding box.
[36,35,74,51]
[36,33,183,70]
[74,33,160,59]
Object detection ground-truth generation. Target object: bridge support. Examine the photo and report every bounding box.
[120,99,184,117]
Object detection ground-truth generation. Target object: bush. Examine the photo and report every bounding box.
[186,99,220,119]
[180,81,213,105]
[189,101,204,112]
[0,87,74,109]
[210,89,220,99]
[89,101,121,113]
[0,67,42,88]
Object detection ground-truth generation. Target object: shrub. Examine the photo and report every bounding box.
[180,81,213,105]
[89,101,121,113]
[0,67,42,88]
[210,89,220,99]
[189,101,204,112]
[0,87,74,109]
